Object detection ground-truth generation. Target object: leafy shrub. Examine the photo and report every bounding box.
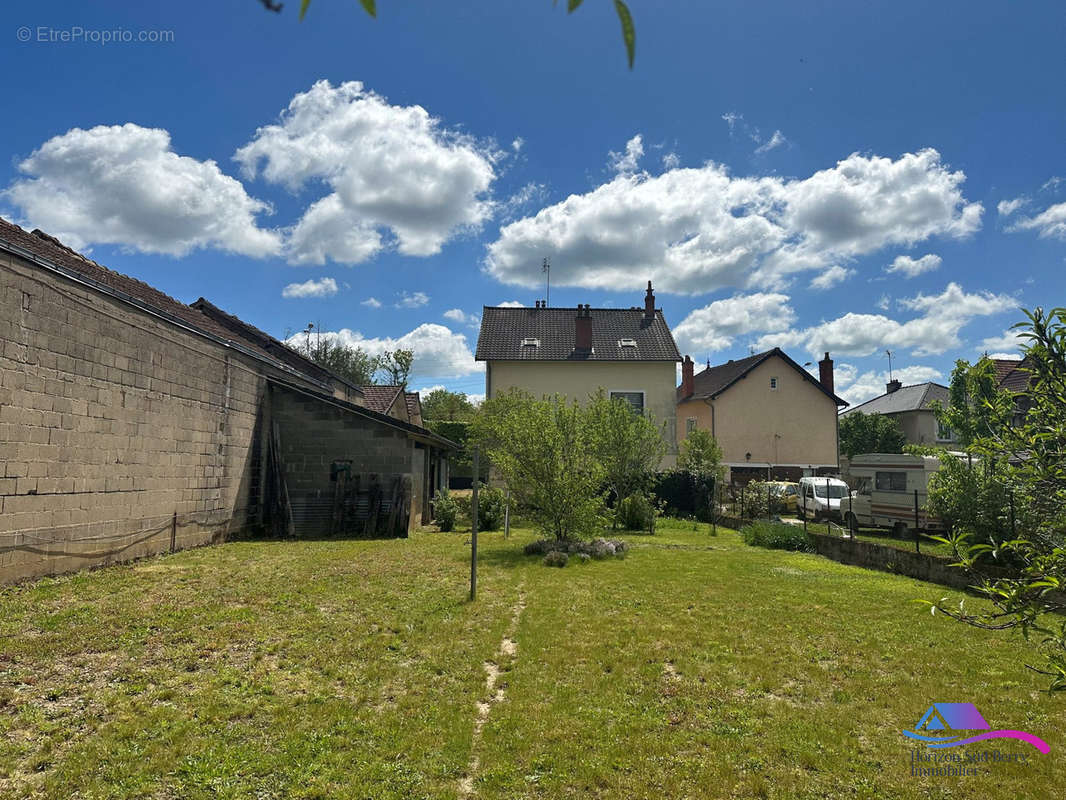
[461,484,508,532]
[616,492,657,532]
[736,481,788,520]
[740,521,812,552]
[524,537,628,560]
[434,489,460,532]
[543,550,569,567]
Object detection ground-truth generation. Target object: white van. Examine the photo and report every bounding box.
[798,476,850,520]
[844,453,945,535]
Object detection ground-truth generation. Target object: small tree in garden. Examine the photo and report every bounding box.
[586,389,667,526]
[838,411,906,459]
[928,307,1066,691]
[677,429,724,517]
[470,389,606,541]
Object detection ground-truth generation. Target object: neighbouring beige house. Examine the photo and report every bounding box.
[839,379,955,447]
[676,348,847,484]
[475,282,682,466]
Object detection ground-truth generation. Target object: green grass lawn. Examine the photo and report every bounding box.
[0,520,1061,799]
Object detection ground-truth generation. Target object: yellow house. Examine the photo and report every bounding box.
[676,348,847,483]
[475,283,682,466]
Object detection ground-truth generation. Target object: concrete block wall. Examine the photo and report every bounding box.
[272,386,416,533]
[0,253,267,582]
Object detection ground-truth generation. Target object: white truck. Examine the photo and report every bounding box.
[842,453,946,535]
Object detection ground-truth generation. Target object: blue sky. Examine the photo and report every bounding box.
[3,1,1064,403]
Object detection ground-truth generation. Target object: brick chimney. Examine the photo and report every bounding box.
[575,304,592,352]
[644,280,655,321]
[886,378,902,393]
[681,355,694,399]
[818,351,834,395]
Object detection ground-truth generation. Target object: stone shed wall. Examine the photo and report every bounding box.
[0,252,266,583]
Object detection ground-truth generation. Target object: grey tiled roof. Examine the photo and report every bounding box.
[840,382,949,416]
[681,348,847,406]
[475,306,681,362]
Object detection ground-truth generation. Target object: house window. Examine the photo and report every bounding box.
[936,421,954,441]
[875,471,908,492]
[770,377,778,390]
[618,338,638,348]
[520,337,540,348]
[685,417,697,434]
[610,390,645,415]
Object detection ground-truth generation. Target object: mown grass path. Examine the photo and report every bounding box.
[0,521,1061,798]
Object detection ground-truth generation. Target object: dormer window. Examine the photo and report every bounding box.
[618,338,637,348]
[521,337,540,348]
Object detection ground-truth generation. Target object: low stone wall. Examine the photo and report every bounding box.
[807,532,1015,591]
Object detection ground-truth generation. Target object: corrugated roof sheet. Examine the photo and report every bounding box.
[840,382,949,416]
[475,306,681,362]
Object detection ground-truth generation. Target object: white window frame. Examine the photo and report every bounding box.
[609,389,646,415]
[685,417,697,434]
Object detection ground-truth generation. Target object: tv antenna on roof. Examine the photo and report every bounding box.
[886,349,894,381]
[542,257,550,307]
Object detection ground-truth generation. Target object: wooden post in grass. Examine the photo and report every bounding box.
[470,448,479,602]
[914,489,920,553]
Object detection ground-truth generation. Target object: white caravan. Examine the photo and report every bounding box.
[843,453,946,535]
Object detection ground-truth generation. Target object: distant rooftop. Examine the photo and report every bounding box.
[840,382,949,417]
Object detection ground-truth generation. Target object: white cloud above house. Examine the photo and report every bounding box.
[809,266,854,290]
[486,148,982,295]
[885,253,942,278]
[1009,201,1066,240]
[281,276,338,298]
[674,293,796,352]
[754,129,788,155]
[361,297,382,308]
[755,282,1015,357]
[395,291,430,308]
[235,79,498,265]
[608,134,645,175]
[997,197,1025,217]
[292,323,483,380]
[4,123,281,258]
[977,329,1025,354]
[443,308,481,328]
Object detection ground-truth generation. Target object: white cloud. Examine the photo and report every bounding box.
[496,300,525,307]
[235,80,498,264]
[997,197,1025,217]
[662,152,681,170]
[486,148,982,295]
[4,123,280,257]
[499,182,549,222]
[838,365,944,406]
[809,266,854,290]
[512,137,524,152]
[361,297,382,308]
[978,329,1025,354]
[876,294,890,311]
[281,276,338,299]
[885,253,942,278]
[1010,201,1066,240]
[396,291,429,308]
[754,130,788,155]
[721,112,743,134]
[674,293,795,353]
[756,282,1015,358]
[443,308,481,328]
[293,323,482,380]
[608,134,644,175]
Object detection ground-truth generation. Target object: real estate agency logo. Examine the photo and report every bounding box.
[903,702,1049,777]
